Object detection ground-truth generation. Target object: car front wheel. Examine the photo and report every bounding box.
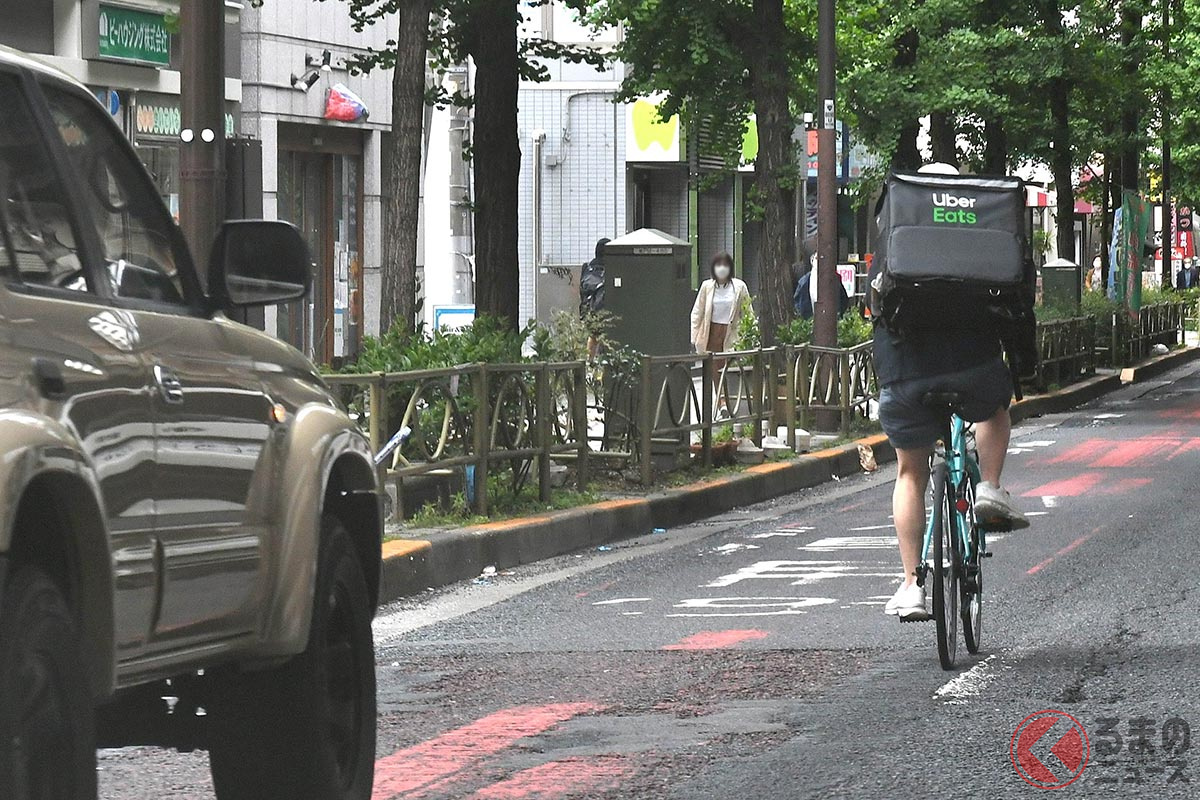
[0,564,97,800]
[209,517,376,799]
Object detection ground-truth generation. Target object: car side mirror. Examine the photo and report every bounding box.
[208,220,311,309]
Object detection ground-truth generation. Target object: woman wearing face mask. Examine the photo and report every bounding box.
[691,252,754,420]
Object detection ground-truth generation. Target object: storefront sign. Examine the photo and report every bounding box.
[98,4,170,67]
[135,95,236,139]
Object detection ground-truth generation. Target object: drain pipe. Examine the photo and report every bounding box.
[532,129,546,268]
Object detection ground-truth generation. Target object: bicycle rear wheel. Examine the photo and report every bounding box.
[931,464,959,670]
[961,484,983,653]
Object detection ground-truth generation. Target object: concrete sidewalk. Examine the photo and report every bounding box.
[376,345,1200,606]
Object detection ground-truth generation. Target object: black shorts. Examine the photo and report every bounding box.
[878,357,1013,450]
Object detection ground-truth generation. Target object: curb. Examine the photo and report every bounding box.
[377,347,1198,605]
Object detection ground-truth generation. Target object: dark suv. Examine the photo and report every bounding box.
[0,47,381,799]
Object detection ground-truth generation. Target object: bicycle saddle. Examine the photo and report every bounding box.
[920,390,966,411]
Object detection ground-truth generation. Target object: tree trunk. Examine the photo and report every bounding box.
[1100,151,1115,288]
[1120,5,1140,194]
[982,116,1007,174]
[380,0,432,336]
[466,0,522,330]
[1049,76,1075,262]
[929,111,958,166]
[748,0,794,347]
[892,29,921,170]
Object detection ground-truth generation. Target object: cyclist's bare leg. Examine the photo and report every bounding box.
[974,406,1010,486]
[894,445,933,587]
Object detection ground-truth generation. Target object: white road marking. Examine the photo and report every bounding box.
[932,654,1002,705]
[1007,447,1032,455]
[1093,413,1125,419]
[848,524,895,531]
[591,597,651,606]
[1019,440,1056,447]
[621,611,644,616]
[801,536,899,551]
[751,526,815,539]
[667,596,836,617]
[710,543,762,555]
[1027,511,1050,517]
[706,560,898,588]
[1041,496,1058,508]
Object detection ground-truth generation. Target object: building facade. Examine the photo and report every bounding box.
[0,0,243,217]
[239,0,395,365]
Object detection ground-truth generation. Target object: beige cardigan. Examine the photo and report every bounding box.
[690,277,753,354]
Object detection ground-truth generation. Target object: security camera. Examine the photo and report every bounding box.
[290,69,320,92]
[305,50,334,72]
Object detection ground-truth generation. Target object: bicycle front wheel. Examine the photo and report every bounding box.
[931,463,959,670]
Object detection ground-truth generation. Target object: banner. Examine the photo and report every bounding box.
[1116,191,1149,320]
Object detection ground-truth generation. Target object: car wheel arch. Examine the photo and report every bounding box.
[6,469,115,700]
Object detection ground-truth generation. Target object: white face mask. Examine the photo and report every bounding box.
[714,265,731,281]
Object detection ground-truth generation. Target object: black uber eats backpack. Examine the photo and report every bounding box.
[579,259,605,315]
[870,170,1038,378]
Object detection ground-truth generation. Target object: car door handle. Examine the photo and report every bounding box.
[32,358,66,399]
[154,364,185,405]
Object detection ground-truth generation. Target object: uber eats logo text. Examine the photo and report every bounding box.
[931,192,978,224]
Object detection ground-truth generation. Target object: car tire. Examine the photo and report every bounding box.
[0,564,98,800]
[209,517,376,800]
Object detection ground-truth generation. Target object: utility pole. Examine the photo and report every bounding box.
[180,0,225,289]
[814,0,838,347]
[1163,0,1173,289]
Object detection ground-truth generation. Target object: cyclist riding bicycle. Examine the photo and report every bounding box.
[874,162,1031,622]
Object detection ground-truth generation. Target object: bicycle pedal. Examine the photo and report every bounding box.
[898,614,933,623]
[983,552,993,558]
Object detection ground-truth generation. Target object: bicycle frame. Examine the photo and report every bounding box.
[917,415,985,584]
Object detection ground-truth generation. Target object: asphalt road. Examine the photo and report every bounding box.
[99,361,1200,798]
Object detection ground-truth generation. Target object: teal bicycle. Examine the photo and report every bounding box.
[914,391,991,670]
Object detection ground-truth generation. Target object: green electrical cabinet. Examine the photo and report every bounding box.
[602,229,695,473]
[603,228,694,356]
[1041,257,1081,310]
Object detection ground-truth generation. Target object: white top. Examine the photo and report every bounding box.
[711,281,737,325]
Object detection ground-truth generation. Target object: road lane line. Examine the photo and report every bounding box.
[469,756,633,799]
[1022,473,1104,498]
[591,597,650,605]
[372,703,604,800]
[662,629,769,650]
[932,655,1000,704]
[1026,527,1102,575]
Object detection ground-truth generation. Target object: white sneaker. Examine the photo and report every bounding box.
[975,481,1030,530]
[884,582,930,621]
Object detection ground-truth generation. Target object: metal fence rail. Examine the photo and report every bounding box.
[326,302,1196,519]
[324,362,588,517]
[780,341,878,439]
[1031,316,1096,391]
[1094,301,1192,368]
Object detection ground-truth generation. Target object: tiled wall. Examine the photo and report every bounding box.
[518,84,626,323]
